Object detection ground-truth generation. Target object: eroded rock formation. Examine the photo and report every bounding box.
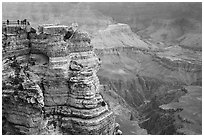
[2,21,121,135]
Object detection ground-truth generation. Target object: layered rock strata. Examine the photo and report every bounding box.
[2,23,46,134]
[2,21,119,135]
[63,31,115,134]
[2,24,30,59]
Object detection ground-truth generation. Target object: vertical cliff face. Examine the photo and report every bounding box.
[2,22,47,134]
[2,21,120,135]
[62,30,116,135]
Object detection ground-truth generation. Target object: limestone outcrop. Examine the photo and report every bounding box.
[2,20,121,135]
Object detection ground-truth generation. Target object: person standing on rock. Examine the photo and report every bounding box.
[7,20,9,25]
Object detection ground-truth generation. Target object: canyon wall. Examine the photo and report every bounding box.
[2,22,121,135]
[94,46,201,108]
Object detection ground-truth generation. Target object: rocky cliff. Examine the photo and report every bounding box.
[2,21,121,135]
[2,3,201,135]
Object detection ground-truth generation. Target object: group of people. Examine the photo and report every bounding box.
[6,19,29,25]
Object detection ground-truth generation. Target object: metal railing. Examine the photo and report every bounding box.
[2,20,30,35]
[2,20,29,27]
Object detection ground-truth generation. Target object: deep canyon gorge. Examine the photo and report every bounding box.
[2,2,202,135]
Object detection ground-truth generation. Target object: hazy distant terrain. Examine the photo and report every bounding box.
[3,2,201,47]
[3,2,202,30]
[2,2,202,135]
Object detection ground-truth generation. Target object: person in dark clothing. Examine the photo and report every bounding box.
[7,20,9,25]
[17,20,19,25]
